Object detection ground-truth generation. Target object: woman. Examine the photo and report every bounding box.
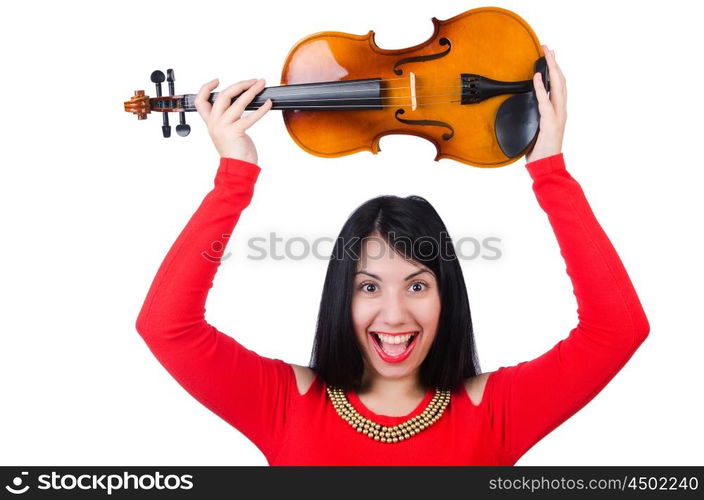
[135,46,649,465]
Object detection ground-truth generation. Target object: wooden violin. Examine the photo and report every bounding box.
[124,6,550,168]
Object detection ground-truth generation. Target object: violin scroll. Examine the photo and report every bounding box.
[124,90,150,120]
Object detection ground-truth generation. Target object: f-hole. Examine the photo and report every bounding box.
[393,38,452,76]
[394,109,454,141]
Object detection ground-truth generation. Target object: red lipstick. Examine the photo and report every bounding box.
[369,331,419,364]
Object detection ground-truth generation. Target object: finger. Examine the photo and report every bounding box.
[210,79,258,120]
[544,48,567,115]
[549,49,567,95]
[543,46,564,97]
[194,78,219,122]
[236,98,273,130]
[533,72,553,117]
[222,78,267,124]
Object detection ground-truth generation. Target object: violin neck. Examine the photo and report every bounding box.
[181,78,383,112]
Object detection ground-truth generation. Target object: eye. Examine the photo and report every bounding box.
[359,281,377,293]
[409,281,429,292]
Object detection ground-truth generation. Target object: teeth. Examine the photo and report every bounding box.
[375,332,416,344]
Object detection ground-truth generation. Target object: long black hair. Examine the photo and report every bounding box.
[309,195,481,392]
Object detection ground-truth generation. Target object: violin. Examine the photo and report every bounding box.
[124,6,550,168]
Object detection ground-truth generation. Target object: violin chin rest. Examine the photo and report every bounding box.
[495,91,540,159]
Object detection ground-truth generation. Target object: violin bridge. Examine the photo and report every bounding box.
[410,71,417,111]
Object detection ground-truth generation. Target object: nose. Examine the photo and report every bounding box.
[378,292,410,327]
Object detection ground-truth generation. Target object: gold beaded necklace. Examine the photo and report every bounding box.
[326,386,451,443]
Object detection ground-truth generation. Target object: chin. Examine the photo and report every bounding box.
[364,350,426,381]
[370,362,417,378]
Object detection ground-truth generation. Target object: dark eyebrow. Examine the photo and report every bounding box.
[355,269,432,281]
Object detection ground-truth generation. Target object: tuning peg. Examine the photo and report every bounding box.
[151,69,170,138]
[150,70,165,85]
[167,69,175,95]
[176,121,191,137]
[167,69,190,137]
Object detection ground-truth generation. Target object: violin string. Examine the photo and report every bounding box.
[206,79,466,100]
[210,83,464,100]
[255,100,463,109]
[256,76,464,91]
[388,85,463,90]
[238,78,462,102]
[180,98,463,112]
[245,85,464,98]
[188,74,529,102]
[186,94,462,111]
[199,88,466,106]
[185,77,474,110]
[249,93,463,103]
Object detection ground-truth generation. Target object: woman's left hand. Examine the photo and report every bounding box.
[525,45,567,163]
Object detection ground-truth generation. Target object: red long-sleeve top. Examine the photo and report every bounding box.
[135,153,649,465]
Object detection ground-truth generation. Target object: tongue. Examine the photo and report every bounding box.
[381,340,407,356]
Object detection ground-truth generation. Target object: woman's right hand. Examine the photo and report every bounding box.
[194,78,273,165]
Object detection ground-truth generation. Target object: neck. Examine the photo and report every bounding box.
[181,78,383,112]
[358,369,426,400]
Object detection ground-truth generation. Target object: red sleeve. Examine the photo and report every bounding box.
[135,158,294,460]
[487,153,650,464]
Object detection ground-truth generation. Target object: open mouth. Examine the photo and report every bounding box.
[369,331,419,362]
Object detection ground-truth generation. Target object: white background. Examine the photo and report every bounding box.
[1,0,702,466]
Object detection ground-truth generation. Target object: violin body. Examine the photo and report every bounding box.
[282,7,545,167]
[125,7,549,168]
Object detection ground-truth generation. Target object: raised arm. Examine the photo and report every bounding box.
[486,153,650,464]
[483,47,649,464]
[135,80,291,459]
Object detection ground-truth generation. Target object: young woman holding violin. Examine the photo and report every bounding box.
[135,46,649,465]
